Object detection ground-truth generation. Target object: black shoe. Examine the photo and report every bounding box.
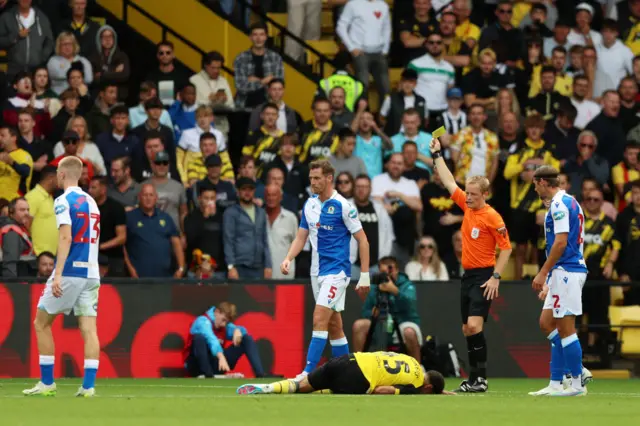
[455,378,488,393]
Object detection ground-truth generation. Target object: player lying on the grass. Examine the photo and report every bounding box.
[237,352,454,395]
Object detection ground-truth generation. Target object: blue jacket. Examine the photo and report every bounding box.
[95,131,140,172]
[189,306,247,356]
[222,203,272,269]
[168,101,196,141]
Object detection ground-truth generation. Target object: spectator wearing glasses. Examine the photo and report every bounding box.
[409,31,455,131]
[563,130,609,197]
[53,115,106,176]
[90,25,130,101]
[143,151,187,235]
[49,130,94,180]
[581,186,617,351]
[478,1,525,66]
[405,236,449,281]
[145,41,190,106]
[335,171,355,199]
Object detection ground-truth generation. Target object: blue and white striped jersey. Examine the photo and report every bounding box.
[300,191,362,277]
[544,190,588,273]
[53,187,101,279]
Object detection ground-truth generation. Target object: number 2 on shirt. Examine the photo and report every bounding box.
[74,212,101,244]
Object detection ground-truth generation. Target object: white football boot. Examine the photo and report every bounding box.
[528,383,564,396]
[22,381,57,396]
[75,387,96,397]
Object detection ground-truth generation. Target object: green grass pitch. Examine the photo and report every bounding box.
[1,378,640,426]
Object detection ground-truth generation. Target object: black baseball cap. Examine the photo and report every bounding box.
[205,154,222,168]
[62,130,80,142]
[236,177,256,189]
[154,151,170,163]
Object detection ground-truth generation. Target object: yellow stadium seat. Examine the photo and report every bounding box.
[267,13,287,39]
[609,305,640,356]
[307,40,338,75]
[321,10,333,35]
[522,264,539,278]
[389,68,404,90]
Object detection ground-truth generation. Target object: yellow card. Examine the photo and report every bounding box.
[432,126,446,139]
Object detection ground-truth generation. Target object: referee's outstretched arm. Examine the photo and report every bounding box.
[429,138,458,195]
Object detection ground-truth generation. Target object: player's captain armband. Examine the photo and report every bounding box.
[432,126,446,139]
[552,211,566,221]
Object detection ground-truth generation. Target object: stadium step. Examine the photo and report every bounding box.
[96,0,318,121]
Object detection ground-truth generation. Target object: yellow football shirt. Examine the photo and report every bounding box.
[354,352,424,393]
[25,184,58,255]
[0,148,33,200]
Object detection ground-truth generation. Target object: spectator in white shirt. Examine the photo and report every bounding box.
[567,3,603,46]
[190,51,234,109]
[543,18,573,58]
[571,75,601,129]
[409,31,455,131]
[337,0,391,100]
[594,18,634,98]
[371,153,422,267]
[405,236,449,281]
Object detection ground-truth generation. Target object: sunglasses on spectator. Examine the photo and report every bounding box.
[158,50,172,56]
[427,40,443,45]
[337,180,351,184]
[579,143,595,150]
[497,8,513,14]
[420,243,435,249]
[155,161,169,166]
[586,197,602,202]
[62,140,78,145]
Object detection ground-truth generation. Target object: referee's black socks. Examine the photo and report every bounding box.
[466,332,487,382]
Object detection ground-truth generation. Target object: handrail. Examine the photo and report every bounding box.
[102,0,236,77]
[198,0,336,82]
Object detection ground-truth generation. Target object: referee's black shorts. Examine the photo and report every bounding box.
[461,267,494,324]
[308,354,370,394]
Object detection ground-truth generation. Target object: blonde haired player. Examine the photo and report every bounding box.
[23,156,101,397]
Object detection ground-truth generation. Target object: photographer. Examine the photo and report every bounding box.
[351,256,421,362]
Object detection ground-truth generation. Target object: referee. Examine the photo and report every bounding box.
[430,138,513,393]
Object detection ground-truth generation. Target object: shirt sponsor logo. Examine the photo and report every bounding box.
[54,204,66,214]
[552,211,565,221]
[348,208,357,219]
[471,227,480,239]
[159,219,166,227]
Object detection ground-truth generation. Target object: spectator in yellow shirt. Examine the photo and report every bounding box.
[0,126,33,201]
[24,166,58,255]
[185,132,234,187]
[612,142,640,212]
[529,46,573,98]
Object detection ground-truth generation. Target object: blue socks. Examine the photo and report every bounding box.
[82,359,99,390]
[39,355,54,386]
[562,333,583,382]
[304,331,328,373]
[547,330,564,384]
[330,337,349,357]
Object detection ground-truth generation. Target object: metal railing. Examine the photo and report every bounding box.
[199,0,337,82]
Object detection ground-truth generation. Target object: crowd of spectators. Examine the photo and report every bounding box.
[1,0,640,344]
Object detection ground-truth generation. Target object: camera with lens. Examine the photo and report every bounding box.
[371,271,394,316]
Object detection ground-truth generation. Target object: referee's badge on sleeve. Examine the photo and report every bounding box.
[471,227,480,239]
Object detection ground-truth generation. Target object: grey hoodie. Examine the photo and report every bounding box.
[0,6,54,79]
[90,25,131,100]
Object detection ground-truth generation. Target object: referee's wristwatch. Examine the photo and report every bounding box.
[492,272,501,280]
